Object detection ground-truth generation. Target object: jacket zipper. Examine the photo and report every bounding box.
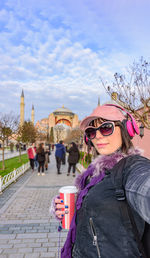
[89,218,101,258]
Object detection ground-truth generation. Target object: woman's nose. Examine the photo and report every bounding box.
[95,130,103,139]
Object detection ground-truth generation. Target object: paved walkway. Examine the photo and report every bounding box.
[0,151,76,258]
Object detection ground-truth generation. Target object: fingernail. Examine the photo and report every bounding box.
[61,200,64,203]
[65,205,69,208]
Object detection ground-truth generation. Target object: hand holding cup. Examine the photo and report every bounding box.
[59,186,78,229]
[55,198,69,219]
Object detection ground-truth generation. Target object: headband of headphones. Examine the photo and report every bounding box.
[105,104,139,137]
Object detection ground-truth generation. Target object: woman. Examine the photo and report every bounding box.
[27,143,36,171]
[37,143,45,175]
[45,147,50,170]
[67,142,80,177]
[53,104,150,258]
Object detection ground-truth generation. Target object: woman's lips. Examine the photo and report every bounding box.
[96,143,108,148]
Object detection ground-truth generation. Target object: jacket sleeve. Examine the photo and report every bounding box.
[124,156,150,224]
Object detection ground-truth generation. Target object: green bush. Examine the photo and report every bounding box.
[79,151,92,168]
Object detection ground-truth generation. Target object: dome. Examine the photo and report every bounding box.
[53,105,74,116]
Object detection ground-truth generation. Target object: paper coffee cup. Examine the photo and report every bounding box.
[59,186,78,230]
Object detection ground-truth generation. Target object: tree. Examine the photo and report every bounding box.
[54,124,69,143]
[36,130,47,142]
[0,113,18,170]
[64,127,83,144]
[16,121,37,162]
[49,127,54,143]
[21,121,37,144]
[101,57,150,129]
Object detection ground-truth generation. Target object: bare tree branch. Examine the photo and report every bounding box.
[100,57,150,129]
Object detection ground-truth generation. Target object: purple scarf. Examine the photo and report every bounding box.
[61,148,141,258]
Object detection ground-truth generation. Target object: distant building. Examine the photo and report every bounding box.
[35,105,79,143]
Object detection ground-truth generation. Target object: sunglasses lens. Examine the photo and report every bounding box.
[85,128,96,139]
[100,123,114,136]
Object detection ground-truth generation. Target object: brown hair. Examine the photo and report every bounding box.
[115,121,133,154]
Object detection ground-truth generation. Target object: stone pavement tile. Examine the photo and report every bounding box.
[17,248,33,253]
[36,239,48,243]
[16,233,47,239]
[0,235,16,240]
[0,245,13,249]
[33,247,47,253]
[3,248,18,254]
[0,240,9,244]
[8,255,24,258]
[40,253,55,258]
[25,254,40,258]
[21,239,35,243]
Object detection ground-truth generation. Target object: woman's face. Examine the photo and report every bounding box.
[91,120,122,155]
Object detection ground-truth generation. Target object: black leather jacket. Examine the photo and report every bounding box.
[72,155,149,258]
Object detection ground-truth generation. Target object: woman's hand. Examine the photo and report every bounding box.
[55,198,69,219]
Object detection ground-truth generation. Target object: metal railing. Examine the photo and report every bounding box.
[0,162,30,193]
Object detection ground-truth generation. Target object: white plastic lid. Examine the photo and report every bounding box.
[59,185,78,194]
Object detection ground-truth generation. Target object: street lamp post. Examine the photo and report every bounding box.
[139,123,144,138]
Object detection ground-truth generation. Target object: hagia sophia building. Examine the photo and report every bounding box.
[20,90,79,141]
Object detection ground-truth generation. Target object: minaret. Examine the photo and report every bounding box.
[98,96,100,106]
[31,104,34,125]
[20,90,25,126]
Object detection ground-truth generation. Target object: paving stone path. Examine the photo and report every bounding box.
[0,151,76,258]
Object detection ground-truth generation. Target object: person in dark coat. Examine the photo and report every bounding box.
[37,143,45,175]
[44,147,50,170]
[67,142,80,177]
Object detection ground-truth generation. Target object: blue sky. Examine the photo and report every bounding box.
[0,0,150,123]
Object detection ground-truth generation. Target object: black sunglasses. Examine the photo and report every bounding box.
[85,121,115,140]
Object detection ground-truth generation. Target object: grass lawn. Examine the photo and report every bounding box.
[0,154,29,177]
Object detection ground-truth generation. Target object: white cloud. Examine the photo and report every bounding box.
[0,0,149,122]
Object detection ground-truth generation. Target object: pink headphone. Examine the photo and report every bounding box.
[84,134,94,147]
[105,104,139,138]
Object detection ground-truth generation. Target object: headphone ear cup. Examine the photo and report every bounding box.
[126,120,135,137]
[122,119,135,138]
[132,118,140,135]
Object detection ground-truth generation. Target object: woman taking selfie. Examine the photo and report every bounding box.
[53,104,150,258]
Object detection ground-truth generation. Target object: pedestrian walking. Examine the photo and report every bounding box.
[55,140,66,174]
[62,142,66,165]
[36,143,45,175]
[53,104,150,258]
[45,147,51,171]
[27,143,36,172]
[33,145,38,169]
[67,142,80,177]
